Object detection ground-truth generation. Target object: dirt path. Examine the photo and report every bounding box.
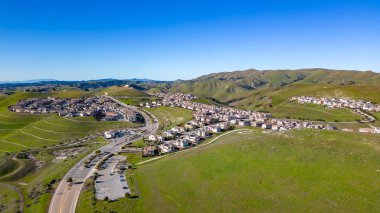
[20,129,58,141]
[44,120,65,127]
[32,126,87,134]
[0,182,24,213]
[2,138,29,148]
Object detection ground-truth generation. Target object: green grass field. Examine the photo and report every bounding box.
[98,86,149,97]
[145,107,193,131]
[77,129,380,212]
[0,184,20,213]
[373,112,380,120]
[120,97,157,106]
[268,102,361,122]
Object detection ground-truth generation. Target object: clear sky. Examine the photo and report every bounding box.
[0,0,379,81]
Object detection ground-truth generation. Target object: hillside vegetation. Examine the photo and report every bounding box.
[165,69,380,121]
[145,107,193,132]
[170,69,380,103]
[76,129,380,212]
[98,86,149,97]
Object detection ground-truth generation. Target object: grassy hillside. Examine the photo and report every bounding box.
[169,69,380,103]
[229,83,380,121]
[98,86,149,97]
[145,107,193,132]
[164,69,380,121]
[0,184,20,213]
[77,129,380,212]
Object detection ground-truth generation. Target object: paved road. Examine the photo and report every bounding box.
[48,97,158,213]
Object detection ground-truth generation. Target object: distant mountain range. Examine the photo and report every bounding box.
[0,79,57,84]
[0,78,164,84]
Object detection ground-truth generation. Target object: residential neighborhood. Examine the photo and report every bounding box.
[141,93,337,157]
[290,96,380,112]
[9,96,144,123]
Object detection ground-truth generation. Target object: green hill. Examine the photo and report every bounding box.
[169,69,380,103]
[164,69,380,121]
[98,86,150,97]
[76,129,380,212]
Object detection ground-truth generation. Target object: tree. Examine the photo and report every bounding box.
[104,196,109,201]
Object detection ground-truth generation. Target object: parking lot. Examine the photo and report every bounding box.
[95,155,130,200]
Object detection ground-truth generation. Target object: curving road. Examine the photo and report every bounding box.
[48,97,158,213]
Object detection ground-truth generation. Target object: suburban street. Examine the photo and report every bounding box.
[48,97,159,213]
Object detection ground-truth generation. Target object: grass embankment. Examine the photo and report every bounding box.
[0,184,20,213]
[130,139,146,148]
[0,156,19,177]
[77,129,380,212]
[372,112,380,121]
[145,107,193,132]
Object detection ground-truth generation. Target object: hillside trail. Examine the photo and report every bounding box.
[0,181,24,213]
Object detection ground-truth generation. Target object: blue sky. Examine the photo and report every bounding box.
[0,0,379,81]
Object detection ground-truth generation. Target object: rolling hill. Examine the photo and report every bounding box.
[169,69,380,103]
[98,85,150,97]
[161,69,380,121]
[76,129,380,212]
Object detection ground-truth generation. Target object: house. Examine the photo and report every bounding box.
[185,134,200,143]
[184,122,196,130]
[251,121,263,127]
[271,125,280,131]
[143,146,160,157]
[148,135,158,141]
[238,120,251,126]
[178,139,191,148]
[261,123,272,129]
[104,131,114,139]
[196,129,210,138]
[219,122,230,130]
[171,127,185,134]
[210,126,221,133]
[126,110,144,123]
[158,144,172,153]
[164,130,176,138]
